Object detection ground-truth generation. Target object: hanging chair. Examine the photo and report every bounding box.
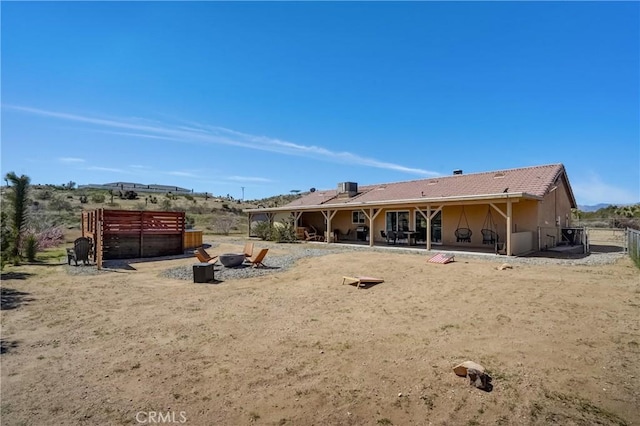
[481,207,499,245]
[455,206,472,243]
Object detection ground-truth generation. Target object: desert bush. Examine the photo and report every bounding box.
[48,196,73,213]
[90,193,106,203]
[187,204,210,215]
[36,190,53,200]
[185,216,196,230]
[24,234,38,262]
[33,226,64,249]
[271,218,297,243]
[122,190,138,200]
[79,195,88,204]
[160,199,172,210]
[0,211,12,270]
[184,194,194,201]
[252,221,272,241]
[213,215,238,235]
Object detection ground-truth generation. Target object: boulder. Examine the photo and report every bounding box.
[453,360,485,377]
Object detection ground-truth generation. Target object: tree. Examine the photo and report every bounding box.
[4,172,31,261]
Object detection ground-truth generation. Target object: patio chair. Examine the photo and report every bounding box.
[455,227,472,243]
[481,229,499,245]
[243,241,254,258]
[304,229,323,242]
[194,247,218,264]
[68,237,92,266]
[247,248,269,268]
[336,229,352,241]
[385,230,397,245]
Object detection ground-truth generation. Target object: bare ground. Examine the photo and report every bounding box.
[1,238,639,426]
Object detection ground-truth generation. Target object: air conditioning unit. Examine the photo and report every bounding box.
[338,182,358,195]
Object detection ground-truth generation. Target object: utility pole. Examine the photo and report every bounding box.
[241,186,245,201]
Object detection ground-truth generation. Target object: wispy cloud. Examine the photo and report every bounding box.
[573,173,639,205]
[85,166,127,173]
[5,105,440,177]
[225,175,273,183]
[167,171,198,178]
[58,157,85,163]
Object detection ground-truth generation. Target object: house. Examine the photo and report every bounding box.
[245,163,577,256]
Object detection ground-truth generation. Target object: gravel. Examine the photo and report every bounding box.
[64,239,628,279]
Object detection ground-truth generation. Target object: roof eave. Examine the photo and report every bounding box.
[244,192,542,213]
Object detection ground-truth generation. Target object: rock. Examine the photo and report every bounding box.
[497,263,513,270]
[467,368,492,390]
[453,361,485,377]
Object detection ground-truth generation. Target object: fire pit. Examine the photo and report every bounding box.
[219,253,245,268]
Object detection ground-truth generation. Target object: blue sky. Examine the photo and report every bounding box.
[1,1,638,205]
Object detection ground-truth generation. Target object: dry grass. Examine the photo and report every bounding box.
[1,238,639,425]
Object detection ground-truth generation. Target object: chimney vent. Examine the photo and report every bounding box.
[453,169,463,175]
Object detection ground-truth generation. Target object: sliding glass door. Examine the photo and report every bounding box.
[415,210,442,244]
[386,211,410,232]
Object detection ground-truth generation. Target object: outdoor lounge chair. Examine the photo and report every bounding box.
[243,241,254,258]
[68,237,92,266]
[194,247,218,264]
[247,248,269,268]
[304,229,323,242]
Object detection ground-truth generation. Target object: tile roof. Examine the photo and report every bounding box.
[283,163,574,208]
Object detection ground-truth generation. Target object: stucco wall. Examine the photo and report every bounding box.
[538,178,574,229]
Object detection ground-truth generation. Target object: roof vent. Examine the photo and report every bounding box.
[453,169,463,175]
[337,182,358,197]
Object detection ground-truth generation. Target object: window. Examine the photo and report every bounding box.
[352,211,366,224]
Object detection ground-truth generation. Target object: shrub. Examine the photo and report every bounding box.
[0,211,12,270]
[90,193,106,203]
[213,215,237,235]
[79,195,88,204]
[36,190,53,200]
[185,216,196,230]
[271,218,297,243]
[24,233,38,262]
[49,195,73,212]
[34,226,64,249]
[123,190,138,200]
[252,221,272,241]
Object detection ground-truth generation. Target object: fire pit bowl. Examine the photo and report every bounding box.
[219,253,245,268]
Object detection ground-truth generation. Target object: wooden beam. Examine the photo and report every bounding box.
[506,200,513,256]
[489,202,507,219]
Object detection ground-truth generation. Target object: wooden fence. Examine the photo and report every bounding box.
[82,209,185,268]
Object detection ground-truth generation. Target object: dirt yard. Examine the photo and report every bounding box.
[1,238,639,426]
